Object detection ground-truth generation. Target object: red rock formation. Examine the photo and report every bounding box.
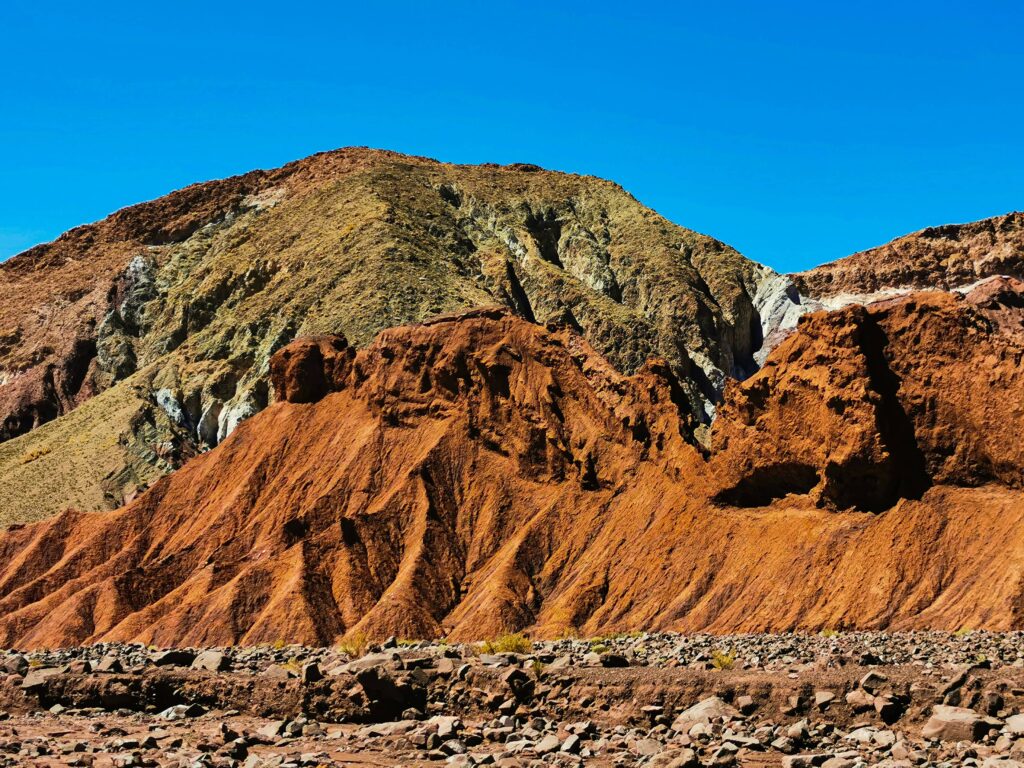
[793,211,1024,300]
[712,283,1024,510]
[0,287,1022,648]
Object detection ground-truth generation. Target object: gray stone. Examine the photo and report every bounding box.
[859,671,888,692]
[845,689,875,711]
[561,734,581,753]
[671,696,740,730]
[95,655,124,673]
[814,690,835,710]
[2,655,27,676]
[158,703,205,720]
[430,715,462,740]
[258,720,286,739]
[263,663,296,679]
[1007,713,1024,735]
[534,734,561,755]
[633,737,663,755]
[191,650,229,672]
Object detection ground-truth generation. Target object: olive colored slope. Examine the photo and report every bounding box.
[0,148,804,523]
[0,382,194,525]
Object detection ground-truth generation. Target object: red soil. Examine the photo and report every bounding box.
[0,283,1022,648]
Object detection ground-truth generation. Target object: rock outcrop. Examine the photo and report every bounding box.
[0,148,806,523]
[0,280,1021,648]
[794,211,1024,304]
[711,279,1024,510]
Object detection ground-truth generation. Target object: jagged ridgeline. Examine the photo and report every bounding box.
[794,212,1024,304]
[0,148,805,524]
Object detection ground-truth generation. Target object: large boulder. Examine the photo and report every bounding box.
[671,696,740,731]
[921,705,1001,741]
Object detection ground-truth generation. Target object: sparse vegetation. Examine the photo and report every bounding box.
[821,628,839,638]
[479,632,532,654]
[589,631,642,643]
[338,631,369,658]
[711,648,736,670]
[19,447,51,465]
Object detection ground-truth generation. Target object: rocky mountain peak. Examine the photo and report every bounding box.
[0,148,805,523]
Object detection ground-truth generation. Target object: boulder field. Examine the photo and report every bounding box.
[0,278,1021,648]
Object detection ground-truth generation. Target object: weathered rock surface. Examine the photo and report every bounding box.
[670,696,739,729]
[921,704,1001,742]
[711,279,1024,510]
[0,280,1020,646]
[794,210,1024,304]
[0,147,805,524]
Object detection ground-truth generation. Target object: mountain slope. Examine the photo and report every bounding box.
[794,211,1024,304]
[0,148,805,524]
[0,278,1020,648]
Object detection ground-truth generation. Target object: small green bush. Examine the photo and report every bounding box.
[479,632,532,654]
[338,631,369,658]
[711,649,736,670]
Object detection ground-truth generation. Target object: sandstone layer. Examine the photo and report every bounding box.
[0,278,1020,648]
[0,148,806,523]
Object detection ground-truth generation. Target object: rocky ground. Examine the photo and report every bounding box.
[1,632,1023,766]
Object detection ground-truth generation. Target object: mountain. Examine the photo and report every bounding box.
[0,277,1021,648]
[794,211,1024,305]
[2,149,1022,647]
[0,148,805,525]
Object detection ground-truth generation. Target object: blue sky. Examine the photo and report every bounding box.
[1,1,1021,272]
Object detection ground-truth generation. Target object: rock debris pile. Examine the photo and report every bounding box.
[1,632,1024,766]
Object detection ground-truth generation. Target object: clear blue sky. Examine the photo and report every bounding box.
[1,1,1021,272]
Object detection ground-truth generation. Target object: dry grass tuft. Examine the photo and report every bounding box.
[479,632,532,654]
